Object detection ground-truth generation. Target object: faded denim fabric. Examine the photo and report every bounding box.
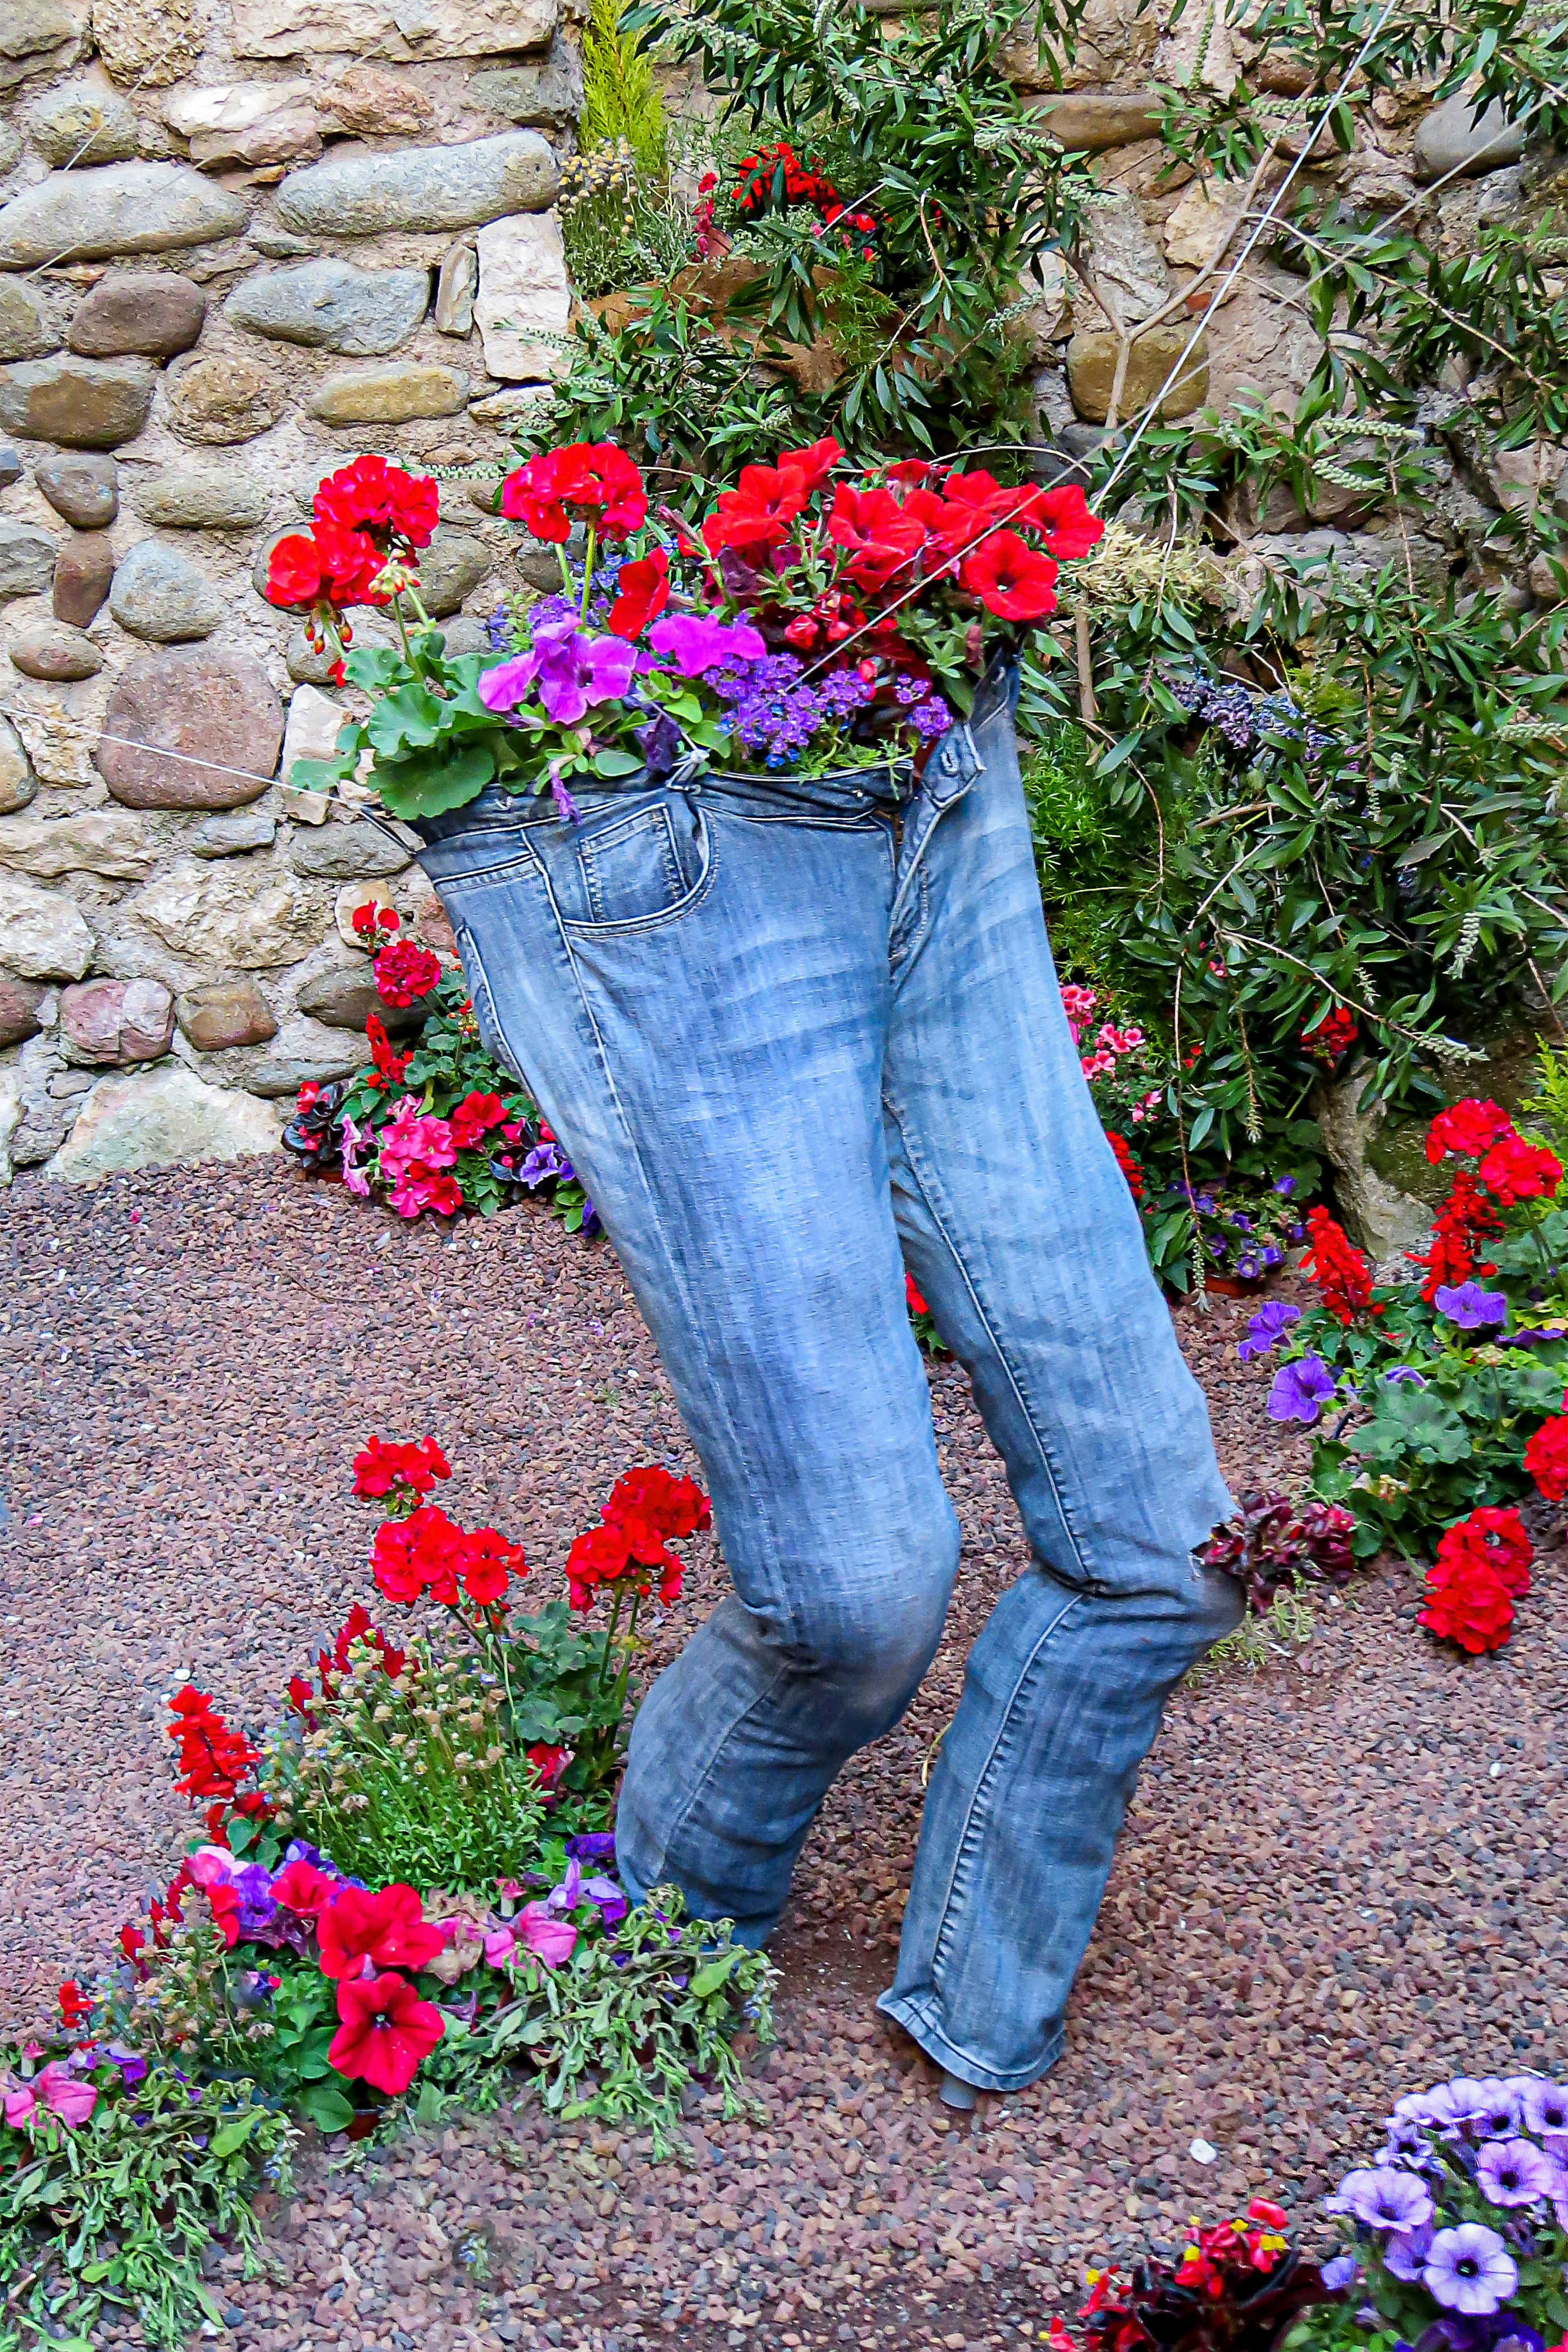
[414,672,1238,2090]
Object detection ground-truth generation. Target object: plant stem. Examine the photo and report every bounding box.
[580,525,598,620]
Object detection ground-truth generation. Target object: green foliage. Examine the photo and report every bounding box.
[0,2063,291,2351]
[626,0,1094,453]
[516,293,795,505]
[1186,1576,1317,1681]
[580,0,667,174]
[502,1599,632,1794]
[561,178,694,301]
[260,1639,547,1892]
[480,1888,775,2153]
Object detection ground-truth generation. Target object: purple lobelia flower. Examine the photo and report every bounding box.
[1520,2079,1568,2140]
[1433,1282,1508,1331]
[1327,2168,1434,2231]
[479,621,639,724]
[1423,2226,1518,2315]
[1239,1301,1301,1360]
[1475,2138,1555,2206]
[646,614,767,676]
[1268,1354,1337,1423]
[1384,2221,1435,2281]
[1321,2255,1360,2292]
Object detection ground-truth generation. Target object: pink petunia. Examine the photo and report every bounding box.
[4,2061,98,2128]
[513,1901,577,1969]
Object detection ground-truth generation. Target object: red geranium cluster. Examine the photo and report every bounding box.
[1107,1132,1144,1195]
[374,938,443,1007]
[1419,1504,1533,1654]
[566,1464,712,1614]
[370,1503,527,1615]
[1301,1005,1357,1063]
[287,1602,407,1722]
[364,1013,410,1094]
[1301,1206,1378,1325]
[266,453,439,619]
[1415,1097,1563,1301]
[1524,1406,1568,1501]
[353,1433,451,1505]
[500,440,647,543]
[167,1685,259,1805]
[730,141,877,258]
[699,442,1101,624]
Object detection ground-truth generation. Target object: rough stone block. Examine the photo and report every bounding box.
[474,211,570,379]
[97,647,284,809]
[108,539,222,641]
[0,516,57,600]
[67,271,207,358]
[0,871,93,978]
[277,131,556,238]
[176,976,279,1049]
[233,0,555,59]
[0,163,247,268]
[225,258,430,356]
[164,350,283,444]
[129,467,269,530]
[133,860,324,967]
[0,969,47,1046]
[306,362,469,425]
[27,79,139,165]
[288,819,411,879]
[0,355,155,448]
[296,962,421,1031]
[52,527,114,625]
[0,808,154,876]
[34,452,117,526]
[61,973,174,1062]
[191,810,277,856]
[46,1066,285,1183]
[1067,324,1207,422]
[10,619,101,678]
[0,277,55,362]
[0,713,35,812]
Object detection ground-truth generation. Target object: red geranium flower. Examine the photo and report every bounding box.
[460,1525,527,1606]
[365,1013,409,1088]
[371,1503,469,1607]
[374,940,442,1008]
[905,1270,930,1317]
[327,1970,445,2095]
[318,1883,446,1982]
[1524,1412,1568,1501]
[526,1741,572,1795]
[313,453,439,550]
[1417,1562,1515,1653]
[265,520,394,612]
[1434,1505,1532,1596]
[960,530,1060,621]
[778,435,843,491]
[57,1980,92,2032]
[448,1092,507,1150]
[319,1602,406,1691]
[1415,1169,1503,1302]
[566,1520,636,1612]
[1425,1098,1515,1163]
[167,1686,259,1804]
[1477,1132,1563,1207]
[500,442,647,543]
[1301,1005,1357,1063]
[351,902,400,941]
[603,1463,711,1541]
[606,547,671,639]
[353,1433,451,1501]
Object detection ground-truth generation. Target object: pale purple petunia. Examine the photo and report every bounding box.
[1268,1354,1337,1423]
[1319,2255,1359,2292]
[1326,2168,1433,2231]
[1520,2079,1568,2139]
[1422,2225,1517,2315]
[1475,2137,1555,2206]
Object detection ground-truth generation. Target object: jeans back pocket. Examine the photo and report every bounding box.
[553,795,710,934]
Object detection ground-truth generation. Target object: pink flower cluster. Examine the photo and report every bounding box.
[1080,1021,1144,1081]
[374,1091,521,1218]
[1060,983,1099,1043]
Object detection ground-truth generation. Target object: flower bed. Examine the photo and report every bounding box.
[1,1441,771,2343]
[1231,1086,1568,1653]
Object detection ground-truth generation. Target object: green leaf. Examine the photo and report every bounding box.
[374,742,497,821]
[210,2109,261,2159]
[300,2079,357,2134]
[691,1948,741,1998]
[592,748,645,777]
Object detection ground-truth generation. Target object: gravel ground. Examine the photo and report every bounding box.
[2,1160,1565,2352]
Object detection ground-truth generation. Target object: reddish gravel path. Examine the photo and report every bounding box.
[2,1160,1564,2352]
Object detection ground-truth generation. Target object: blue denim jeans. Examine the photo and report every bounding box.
[415,674,1238,2090]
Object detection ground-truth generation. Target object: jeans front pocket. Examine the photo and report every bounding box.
[550,794,713,936]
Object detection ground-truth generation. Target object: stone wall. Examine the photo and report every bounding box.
[0,0,1555,1186]
[0,0,583,1181]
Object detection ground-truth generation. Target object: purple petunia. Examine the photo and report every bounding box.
[1433,1282,1508,1331]
[1422,2225,1517,2315]
[1468,2079,1524,2137]
[1521,2079,1568,2140]
[1326,2168,1434,2231]
[1383,2220,1434,2281]
[1238,1301,1301,1361]
[479,621,639,724]
[1475,2137,1555,2206]
[1267,1354,1337,1423]
[646,613,767,677]
[1319,2255,1360,2292]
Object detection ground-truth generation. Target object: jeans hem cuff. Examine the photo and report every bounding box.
[874,1990,1063,2094]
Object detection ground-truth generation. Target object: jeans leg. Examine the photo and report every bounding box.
[876,703,1240,2090]
[415,789,959,1942]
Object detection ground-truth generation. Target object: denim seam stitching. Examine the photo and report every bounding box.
[580,802,682,923]
[923,1587,1083,1997]
[878,1990,1064,2093]
[511,831,797,1643]
[882,1096,1095,1582]
[559,803,718,940]
[637,1655,797,1891]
